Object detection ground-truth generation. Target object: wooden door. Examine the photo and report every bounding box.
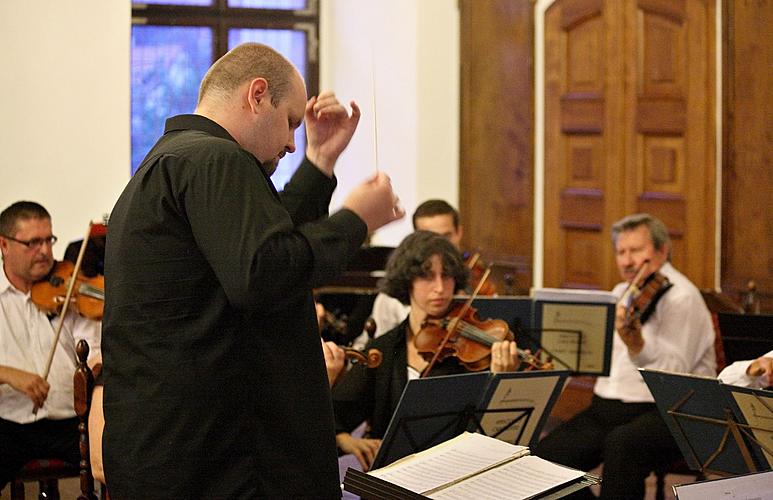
[543,0,716,290]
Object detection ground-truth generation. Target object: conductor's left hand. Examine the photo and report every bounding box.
[305,91,361,176]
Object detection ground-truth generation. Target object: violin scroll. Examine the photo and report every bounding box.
[343,347,383,368]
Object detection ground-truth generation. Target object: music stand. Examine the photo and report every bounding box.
[468,295,586,374]
[371,370,569,469]
[531,288,617,376]
[641,369,770,476]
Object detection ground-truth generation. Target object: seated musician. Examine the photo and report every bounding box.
[332,230,519,470]
[352,199,465,349]
[0,201,101,492]
[534,213,716,500]
[718,349,773,389]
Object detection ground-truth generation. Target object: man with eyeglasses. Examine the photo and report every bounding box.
[0,200,101,492]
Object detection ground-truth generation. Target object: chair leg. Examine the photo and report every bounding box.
[655,470,665,500]
[11,478,25,500]
[38,478,61,500]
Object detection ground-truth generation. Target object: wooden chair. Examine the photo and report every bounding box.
[10,459,79,500]
[9,340,102,500]
[73,339,102,500]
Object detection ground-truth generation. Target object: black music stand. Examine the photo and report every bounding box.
[467,295,586,373]
[531,288,617,376]
[641,369,772,476]
[371,370,569,470]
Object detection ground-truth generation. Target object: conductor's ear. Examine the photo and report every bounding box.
[248,78,269,112]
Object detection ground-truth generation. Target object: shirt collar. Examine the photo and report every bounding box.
[0,265,19,296]
[163,114,238,143]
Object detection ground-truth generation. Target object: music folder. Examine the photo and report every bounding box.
[370,370,569,471]
[344,431,599,499]
[640,368,773,476]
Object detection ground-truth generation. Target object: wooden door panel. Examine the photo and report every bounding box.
[565,229,605,288]
[545,0,714,290]
[545,0,617,289]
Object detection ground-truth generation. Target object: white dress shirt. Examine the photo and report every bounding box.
[594,262,717,403]
[1,267,101,423]
[718,349,773,389]
[350,292,411,350]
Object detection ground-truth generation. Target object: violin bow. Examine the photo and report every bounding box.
[422,266,493,378]
[34,222,93,414]
[617,259,650,308]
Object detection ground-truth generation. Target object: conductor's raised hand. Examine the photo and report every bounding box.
[305,91,361,176]
[343,172,405,233]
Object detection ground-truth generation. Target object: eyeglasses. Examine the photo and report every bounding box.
[0,234,58,249]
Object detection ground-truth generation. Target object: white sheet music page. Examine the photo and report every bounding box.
[368,432,528,494]
[430,455,585,499]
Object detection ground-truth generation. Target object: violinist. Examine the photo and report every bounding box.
[352,199,465,350]
[0,201,101,491]
[535,213,716,500]
[332,231,519,471]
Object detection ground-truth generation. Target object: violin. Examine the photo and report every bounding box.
[414,302,552,374]
[343,347,383,368]
[465,252,497,296]
[619,260,672,329]
[31,260,105,320]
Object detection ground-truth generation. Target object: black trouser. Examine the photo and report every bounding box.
[533,396,682,500]
[0,417,80,490]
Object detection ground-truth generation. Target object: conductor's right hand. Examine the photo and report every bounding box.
[0,366,49,408]
[336,432,382,471]
[343,172,405,233]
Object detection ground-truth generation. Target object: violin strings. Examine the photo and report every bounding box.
[457,321,544,367]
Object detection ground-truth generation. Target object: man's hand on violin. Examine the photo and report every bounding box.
[615,304,644,355]
[490,340,520,373]
[336,432,382,471]
[321,339,346,387]
[748,356,773,387]
[0,365,49,408]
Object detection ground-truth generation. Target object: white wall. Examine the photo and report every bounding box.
[0,1,458,253]
[321,0,459,246]
[0,1,131,258]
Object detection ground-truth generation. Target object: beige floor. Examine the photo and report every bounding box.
[3,472,698,499]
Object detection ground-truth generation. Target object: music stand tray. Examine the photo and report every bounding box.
[371,370,569,470]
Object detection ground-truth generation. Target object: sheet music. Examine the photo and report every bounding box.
[430,455,585,499]
[540,303,609,372]
[673,470,773,500]
[479,375,561,445]
[369,432,527,494]
[728,390,773,467]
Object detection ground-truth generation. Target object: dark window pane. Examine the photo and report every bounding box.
[229,29,308,190]
[131,26,213,174]
[228,0,307,9]
[135,0,213,5]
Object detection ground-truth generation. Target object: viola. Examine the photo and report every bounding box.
[619,261,672,329]
[465,252,497,296]
[414,302,552,373]
[31,260,104,320]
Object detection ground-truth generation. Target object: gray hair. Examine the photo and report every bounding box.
[611,213,671,258]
